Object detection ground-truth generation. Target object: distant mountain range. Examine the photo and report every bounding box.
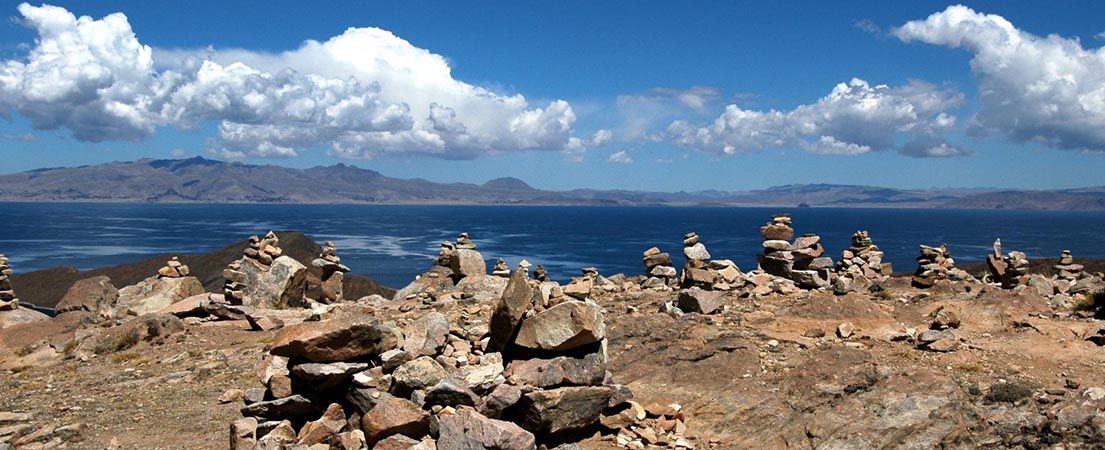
[1,157,1103,210]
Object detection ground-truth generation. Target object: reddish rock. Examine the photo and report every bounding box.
[298,403,347,445]
[487,268,534,352]
[437,408,536,450]
[360,394,430,446]
[270,317,401,362]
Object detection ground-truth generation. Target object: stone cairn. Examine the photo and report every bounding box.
[312,241,350,303]
[0,254,18,311]
[157,256,190,278]
[245,231,282,266]
[756,214,832,289]
[434,232,487,279]
[491,258,510,278]
[232,263,682,450]
[836,230,889,281]
[985,239,1030,289]
[1054,250,1085,281]
[912,244,971,288]
[222,261,248,305]
[680,232,714,289]
[641,247,676,289]
[533,264,548,282]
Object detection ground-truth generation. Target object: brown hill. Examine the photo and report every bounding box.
[9,231,395,310]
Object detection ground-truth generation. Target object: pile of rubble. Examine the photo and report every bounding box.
[642,247,676,289]
[835,230,889,281]
[156,256,190,278]
[231,264,675,450]
[312,241,350,303]
[756,215,832,289]
[912,244,972,288]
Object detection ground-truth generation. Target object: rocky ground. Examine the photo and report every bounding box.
[2,272,1104,449]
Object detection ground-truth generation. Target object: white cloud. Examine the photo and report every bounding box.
[896,5,1105,152]
[0,4,600,159]
[665,78,965,157]
[170,148,186,157]
[607,149,633,164]
[0,132,34,142]
[854,19,881,36]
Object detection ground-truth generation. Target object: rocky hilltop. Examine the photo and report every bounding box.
[1,218,1105,449]
[3,157,1104,209]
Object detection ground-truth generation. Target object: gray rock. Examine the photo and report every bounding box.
[437,408,536,450]
[683,243,711,261]
[240,395,318,421]
[117,275,205,316]
[513,300,605,352]
[402,312,450,357]
[487,268,534,352]
[291,362,370,390]
[424,376,480,408]
[479,383,522,419]
[515,386,612,435]
[677,287,724,314]
[239,256,308,309]
[391,356,447,395]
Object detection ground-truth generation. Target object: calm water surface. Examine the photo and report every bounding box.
[1,203,1103,288]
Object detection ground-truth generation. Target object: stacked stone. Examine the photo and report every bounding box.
[641,247,676,289]
[157,256,190,278]
[244,231,282,266]
[985,239,1031,289]
[680,232,718,289]
[533,264,548,282]
[1054,250,1084,281]
[836,230,889,280]
[449,232,487,278]
[756,215,832,289]
[491,258,510,277]
[912,244,971,288]
[222,261,248,305]
[233,265,649,450]
[0,254,18,310]
[311,241,350,304]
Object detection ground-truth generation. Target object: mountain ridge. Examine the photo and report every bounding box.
[1,157,1103,210]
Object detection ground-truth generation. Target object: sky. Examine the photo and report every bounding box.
[0,1,1104,191]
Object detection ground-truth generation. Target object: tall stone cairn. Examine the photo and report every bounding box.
[0,254,18,310]
[223,261,248,305]
[985,239,1031,289]
[641,247,676,289]
[836,230,889,280]
[912,244,971,288]
[312,241,350,303]
[680,232,717,289]
[757,214,832,289]
[1054,250,1085,281]
[157,256,190,278]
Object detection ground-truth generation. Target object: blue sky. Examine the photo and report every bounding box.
[0,1,1104,191]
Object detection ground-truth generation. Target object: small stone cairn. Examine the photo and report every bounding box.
[222,261,248,305]
[533,264,548,282]
[756,214,832,289]
[641,247,676,289]
[0,254,18,310]
[1054,250,1084,281]
[836,230,889,281]
[312,241,350,303]
[680,232,715,289]
[491,258,510,278]
[245,231,282,266]
[985,239,1030,289]
[157,256,190,278]
[912,244,971,288]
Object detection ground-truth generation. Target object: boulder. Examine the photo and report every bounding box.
[451,249,487,278]
[240,395,318,421]
[488,268,534,352]
[479,383,522,419]
[360,394,430,446]
[297,403,348,445]
[239,256,308,309]
[677,288,724,314]
[562,278,593,300]
[506,347,606,388]
[402,312,450,357]
[683,243,711,261]
[270,317,401,363]
[160,293,216,318]
[424,376,481,408]
[437,408,536,450]
[116,275,205,316]
[230,417,258,450]
[0,306,49,329]
[54,276,118,316]
[514,386,612,435]
[514,300,605,352]
[391,356,447,395]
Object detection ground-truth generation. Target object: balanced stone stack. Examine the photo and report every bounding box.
[223,261,248,305]
[836,230,889,280]
[642,247,676,289]
[245,231,283,266]
[681,232,719,289]
[157,256,190,278]
[449,232,487,278]
[756,215,832,289]
[533,264,548,282]
[912,244,971,288]
[1054,250,1084,281]
[312,241,350,303]
[985,239,1030,289]
[0,254,18,310]
[233,265,650,450]
[491,258,511,277]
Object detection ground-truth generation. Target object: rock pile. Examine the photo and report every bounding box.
[223,262,248,305]
[533,264,548,282]
[756,215,832,289]
[245,231,283,266]
[912,244,971,288]
[1054,250,1084,281]
[680,232,717,289]
[312,241,350,303]
[0,254,18,311]
[836,230,889,281]
[985,240,1030,289]
[642,247,676,289]
[233,264,656,450]
[491,258,510,277]
[157,256,190,278]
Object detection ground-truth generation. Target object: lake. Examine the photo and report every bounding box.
[1,203,1103,288]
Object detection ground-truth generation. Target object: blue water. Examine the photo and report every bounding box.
[1,203,1103,288]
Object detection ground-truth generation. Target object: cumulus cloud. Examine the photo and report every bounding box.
[0,4,603,159]
[896,5,1105,152]
[607,149,633,164]
[665,78,966,157]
